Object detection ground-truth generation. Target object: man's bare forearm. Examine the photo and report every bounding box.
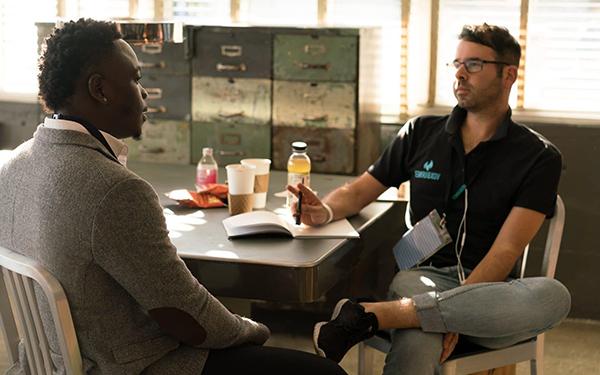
[322,173,387,221]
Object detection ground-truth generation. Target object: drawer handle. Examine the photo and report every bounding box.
[221,45,242,57]
[139,61,166,69]
[139,145,166,154]
[303,115,328,122]
[147,105,167,113]
[216,63,247,72]
[219,150,246,157]
[299,63,330,70]
[141,43,163,54]
[304,44,326,55]
[145,88,163,100]
[312,154,327,163]
[218,111,245,119]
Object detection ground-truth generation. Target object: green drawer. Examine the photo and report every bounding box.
[272,126,355,174]
[272,81,355,129]
[192,77,271,125]
[274,34,357,82]
[126,119,190,164]
[191,122,271,165]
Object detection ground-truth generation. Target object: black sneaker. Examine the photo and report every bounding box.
[313,298,379,363]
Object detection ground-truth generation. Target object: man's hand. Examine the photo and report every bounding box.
[286,183,329,226]
[440,332,459,363]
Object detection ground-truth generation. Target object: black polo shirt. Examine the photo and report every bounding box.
[368,106,562,270]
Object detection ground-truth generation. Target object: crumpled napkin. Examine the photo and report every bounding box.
[165,184,228,208]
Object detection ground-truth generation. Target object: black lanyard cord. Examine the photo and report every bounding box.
[52,113,117,160]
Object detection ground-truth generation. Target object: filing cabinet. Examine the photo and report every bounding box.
[272,81,355,129]
[191,26,273,164]
[126,119,190,164]
[272,126,355,174]
[191,122,271,166]
[271,28,380,174]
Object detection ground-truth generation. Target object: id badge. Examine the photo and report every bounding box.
[393,209,452,270]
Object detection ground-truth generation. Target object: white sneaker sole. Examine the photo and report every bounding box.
[313,298,350,357]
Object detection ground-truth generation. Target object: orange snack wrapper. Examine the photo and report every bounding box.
[165,184,228,208]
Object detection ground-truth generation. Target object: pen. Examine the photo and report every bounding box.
[296,188,303,225]
[296,178,304,225]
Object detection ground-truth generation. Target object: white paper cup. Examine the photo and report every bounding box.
[226,164,256,195]
[241,159,271,209]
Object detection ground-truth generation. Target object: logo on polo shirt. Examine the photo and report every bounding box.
[415,160,441,181]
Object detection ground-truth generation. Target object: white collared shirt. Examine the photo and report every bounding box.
[44,117,129,166]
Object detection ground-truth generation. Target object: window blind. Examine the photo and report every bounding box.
[435,0,521,107]
[524,0,600,113]
[327,0,402,118]
[170,0,230,24]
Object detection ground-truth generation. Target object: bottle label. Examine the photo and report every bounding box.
[196,168,218,190]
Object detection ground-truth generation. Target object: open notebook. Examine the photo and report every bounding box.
[222,211,360,239]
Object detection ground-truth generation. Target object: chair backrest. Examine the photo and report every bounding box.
[0,246,82,375]
[519,195,565,279]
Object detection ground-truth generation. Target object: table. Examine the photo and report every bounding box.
[130,162,405,303]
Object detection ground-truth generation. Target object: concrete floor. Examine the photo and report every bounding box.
[1,313,599,374]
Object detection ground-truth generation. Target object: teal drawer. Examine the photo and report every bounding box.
[274,34,357,82]
[272,126,355,174]
[126,119,190,164]
[272,81,355,129]
[192,77,271,125]
[191,122,271,165]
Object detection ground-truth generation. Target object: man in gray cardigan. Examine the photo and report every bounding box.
[0,19,346,375]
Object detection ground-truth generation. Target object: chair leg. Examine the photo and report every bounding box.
[358,342,376,375]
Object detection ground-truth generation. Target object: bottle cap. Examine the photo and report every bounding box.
[202,147,213,156]
[291,141,307,152]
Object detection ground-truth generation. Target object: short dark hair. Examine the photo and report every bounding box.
[38,18,122,112]
[459,23,521,69]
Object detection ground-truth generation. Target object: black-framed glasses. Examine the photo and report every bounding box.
[447,58,510,73]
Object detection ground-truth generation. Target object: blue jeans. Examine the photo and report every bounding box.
[382,266,571,375]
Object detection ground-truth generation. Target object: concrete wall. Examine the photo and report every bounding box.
[2,100,599,319]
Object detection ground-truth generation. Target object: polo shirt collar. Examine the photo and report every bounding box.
[444,105,512,142]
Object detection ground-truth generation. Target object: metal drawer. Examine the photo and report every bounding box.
[192,77,271,125]
[272,126,355,174]
[273,34,357,82]
[132,43,190,75]
[141,73,191,120]
[126,119,190,164]
[191,122,271,165]
[272,81,355,129]
[193,27,272,78]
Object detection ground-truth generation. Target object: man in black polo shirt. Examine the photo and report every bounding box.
[288,24,571,374]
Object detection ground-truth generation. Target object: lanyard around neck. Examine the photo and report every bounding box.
[52,113,117,160]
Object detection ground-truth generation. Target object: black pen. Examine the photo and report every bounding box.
[296,188,303,225]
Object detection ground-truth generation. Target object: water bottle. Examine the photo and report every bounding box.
[286,141,311,207]
[196,147,218,191]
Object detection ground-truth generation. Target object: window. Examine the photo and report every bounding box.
[0,0,57,99]
[524,0,600,113]
[168,0,230,24]
[327,0,403,118]
[435,0,521,107]
[238,0,318,26]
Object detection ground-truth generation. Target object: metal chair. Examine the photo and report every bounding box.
[0,246,83,375]
[358,195,565,375]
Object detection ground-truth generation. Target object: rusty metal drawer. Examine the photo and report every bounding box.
[141,73,191,120]
[126,119,190,164]
[131,43,190,75]
[273,34,357,82]
[272,81,355,129]
[192,77,271,125]
[191,122,271,165]
[193,26,272,78]
[272,126,355,174]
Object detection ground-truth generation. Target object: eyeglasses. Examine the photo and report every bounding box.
[447,59,510,73]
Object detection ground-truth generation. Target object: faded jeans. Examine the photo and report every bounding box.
[382,266,571,375]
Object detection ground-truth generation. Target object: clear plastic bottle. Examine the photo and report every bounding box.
[196,147,218,191]
[286,141,311,207]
